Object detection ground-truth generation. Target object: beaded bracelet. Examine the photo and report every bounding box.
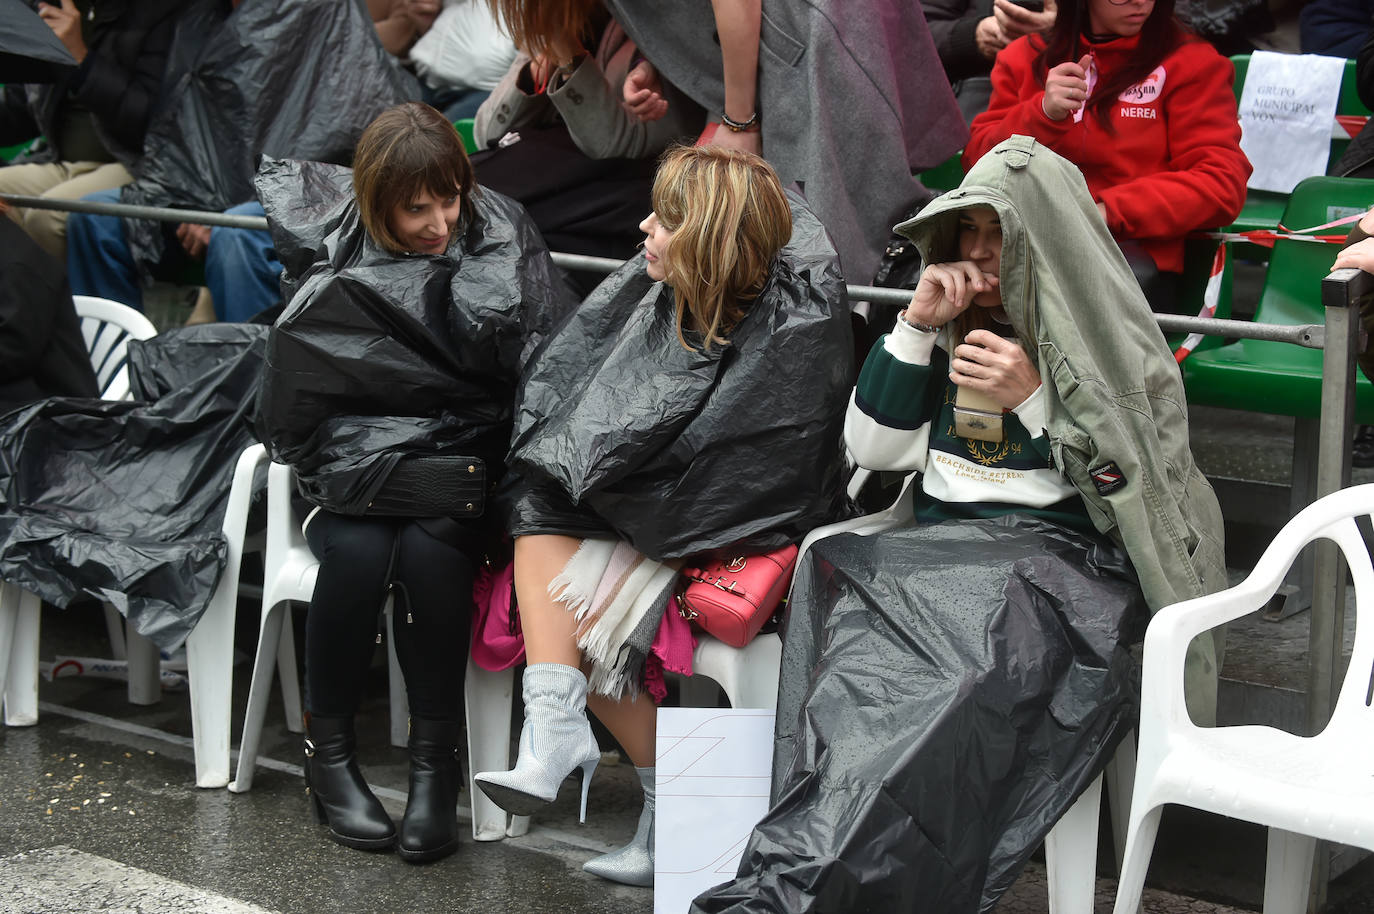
[898,312,943,334]
[720,110,760,133]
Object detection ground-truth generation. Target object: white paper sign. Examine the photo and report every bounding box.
[654,707,776,914]
[1238,50,1345,193]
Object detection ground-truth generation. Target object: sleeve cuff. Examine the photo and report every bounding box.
[1011,383,1048,437]
[548,54,592,96]
[883,314,940,365]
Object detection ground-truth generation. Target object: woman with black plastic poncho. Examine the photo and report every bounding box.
[474,145,854,888]
[692,136,1228,914]
[256,102,569,864]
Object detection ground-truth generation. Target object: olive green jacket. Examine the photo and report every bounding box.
[897,135,1226,720]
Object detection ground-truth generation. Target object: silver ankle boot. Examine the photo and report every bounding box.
[474,663,601,822]
[582,765,654,886]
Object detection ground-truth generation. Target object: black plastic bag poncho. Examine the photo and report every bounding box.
[0,324,267,652]
[692,517,1147,914]
[506,192,853,561]
[120,0,421,273]
[253,158,574,514]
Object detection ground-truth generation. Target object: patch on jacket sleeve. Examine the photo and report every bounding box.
[1090,461,1127,495]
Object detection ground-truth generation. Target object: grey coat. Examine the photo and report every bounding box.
[899,135,1227,722]
[604,0,968,284]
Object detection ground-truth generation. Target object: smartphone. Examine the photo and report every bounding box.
[1011,0,1046,11]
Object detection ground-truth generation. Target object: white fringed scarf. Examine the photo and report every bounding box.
[548,538,678,698]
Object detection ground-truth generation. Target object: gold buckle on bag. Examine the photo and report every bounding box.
[674,592,698,621]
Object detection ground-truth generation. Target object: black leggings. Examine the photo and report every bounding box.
[303,511,475,721]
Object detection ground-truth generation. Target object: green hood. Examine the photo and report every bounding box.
[894,134,1170,372]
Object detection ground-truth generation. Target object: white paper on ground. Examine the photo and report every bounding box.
[1238,50,1345,193]
[654,707,776,914]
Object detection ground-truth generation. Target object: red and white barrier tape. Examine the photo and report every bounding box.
[1195,211,1366,248]
[1335,113,1368,138]
[1174,245,1226,363]
[1175,211,1367,362]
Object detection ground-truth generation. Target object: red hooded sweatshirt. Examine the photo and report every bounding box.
[965,31,1251,273]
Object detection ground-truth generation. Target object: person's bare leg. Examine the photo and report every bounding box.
[587,689,657,767]
[514,534,582,666]
[474,534,600,820]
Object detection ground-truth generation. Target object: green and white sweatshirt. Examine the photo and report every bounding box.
[846,316,1090,530]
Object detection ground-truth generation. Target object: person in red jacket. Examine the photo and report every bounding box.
[965,0,1251,310]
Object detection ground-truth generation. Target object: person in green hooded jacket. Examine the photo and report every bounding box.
[691,135,1226,914]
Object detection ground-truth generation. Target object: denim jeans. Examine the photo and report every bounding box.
[421,84,490,123]
[206,202,281,322]
[66,188,142,308]
[67,193,281,322]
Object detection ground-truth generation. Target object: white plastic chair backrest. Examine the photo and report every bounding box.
[1244,483,1374,729]
[71,295,157,400]
[1288,488,1374,728]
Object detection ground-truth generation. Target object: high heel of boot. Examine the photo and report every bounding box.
[577,758,597,824]
[474,664,602,819]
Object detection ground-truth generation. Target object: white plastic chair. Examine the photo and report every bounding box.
[786,468,1134,914]
[73,294,158,402]
[228,459,519,843]
[69,296,162,699]
[0,442,263,787]
[1111,483,1374,914]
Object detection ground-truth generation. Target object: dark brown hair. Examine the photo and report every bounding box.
[352,102,476,254]
[1032,0,1191,131]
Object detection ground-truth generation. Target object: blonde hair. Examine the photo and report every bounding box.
[487,0,600,61]
[352,102,476,255]
[651,146,792,350]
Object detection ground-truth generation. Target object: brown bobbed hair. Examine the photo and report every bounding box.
[352,102,476,255]
[652,145,792,351]
[1031,0,1190,132]
[487,0,600,61]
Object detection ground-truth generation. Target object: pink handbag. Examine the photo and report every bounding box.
[470,560,525,671]
[676,544,799,648]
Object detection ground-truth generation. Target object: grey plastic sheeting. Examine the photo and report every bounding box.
[0,324,267,652]
[693,516,1147,914]
[253,157,574,516]
[506,191,855,561]
[120,0,420,273]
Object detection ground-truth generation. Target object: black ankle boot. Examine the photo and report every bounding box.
[397,717,462,863]
[303,713,396,851]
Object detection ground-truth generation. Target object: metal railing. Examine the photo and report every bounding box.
[5,191,1362,729]
[0,193,1330,347]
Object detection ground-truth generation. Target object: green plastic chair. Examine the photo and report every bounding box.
[455,117,477,155]
[1183,175,1374,423]
[919,152,965,193]
[1227,56,1371,241]
[1,139,35,162]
